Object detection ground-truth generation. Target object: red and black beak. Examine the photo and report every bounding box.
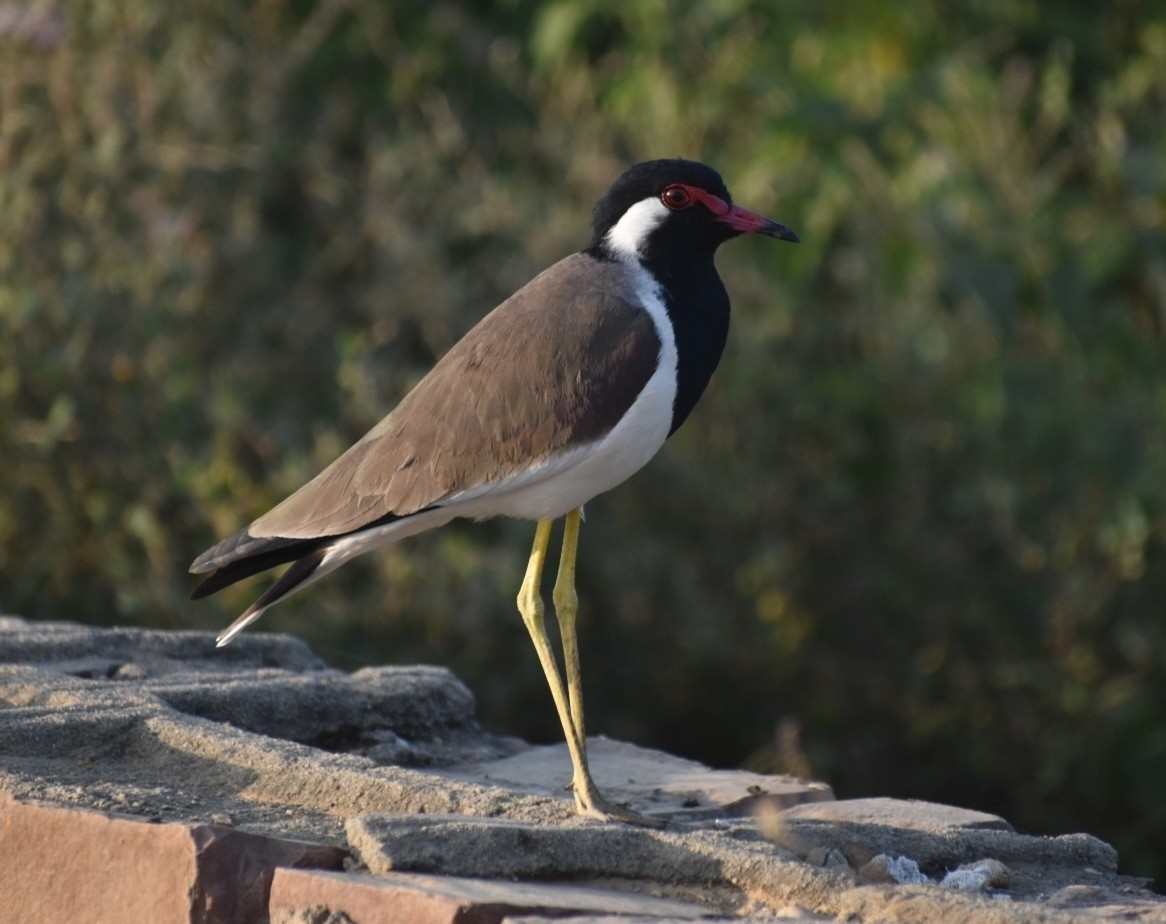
[719,204,800,242]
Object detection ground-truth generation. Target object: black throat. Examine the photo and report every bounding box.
[640,250,731,436]
[585,186,739,439]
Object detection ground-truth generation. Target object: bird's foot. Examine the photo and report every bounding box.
[573,783,666,828]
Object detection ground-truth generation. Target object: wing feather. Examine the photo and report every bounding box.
[236,254,662,542]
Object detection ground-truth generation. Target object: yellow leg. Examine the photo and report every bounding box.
[552,508,585,744]
[516,519,589,780]
[518,510,663,826]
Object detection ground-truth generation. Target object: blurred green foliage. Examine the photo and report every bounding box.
[3,0,1166,880]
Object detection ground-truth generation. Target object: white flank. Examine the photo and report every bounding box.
[603,197,670,260]
[436,261,678,521]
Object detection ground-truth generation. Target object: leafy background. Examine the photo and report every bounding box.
[3,0,1165,881]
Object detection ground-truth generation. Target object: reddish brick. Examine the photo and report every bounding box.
[0,794,344,924]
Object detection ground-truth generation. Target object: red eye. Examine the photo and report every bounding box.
[661,185,693,210]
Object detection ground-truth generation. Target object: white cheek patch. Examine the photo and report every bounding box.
[604,196,670,260]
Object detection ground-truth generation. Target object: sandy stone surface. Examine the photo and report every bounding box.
[268,868,711,924]
[1,615,1162,923]
[439,737,834,819]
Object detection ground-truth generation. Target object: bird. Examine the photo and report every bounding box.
[190,158,798,825]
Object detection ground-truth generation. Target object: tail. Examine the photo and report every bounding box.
[191,509,440,646]
[213,546,331,646]
[190,526,335,647]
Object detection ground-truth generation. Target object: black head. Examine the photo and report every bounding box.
[586,158,798,265]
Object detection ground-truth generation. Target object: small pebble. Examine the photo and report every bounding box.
[941,858,1012,892]
[859,854,929,885]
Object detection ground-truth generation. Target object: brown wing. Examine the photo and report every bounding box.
[227,253,660,546]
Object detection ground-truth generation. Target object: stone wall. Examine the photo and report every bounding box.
[0,617,1159,923]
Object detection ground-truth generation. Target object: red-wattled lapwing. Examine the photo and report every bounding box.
[190,159,798,825]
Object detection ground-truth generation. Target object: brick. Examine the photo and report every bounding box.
[0,794,344,924]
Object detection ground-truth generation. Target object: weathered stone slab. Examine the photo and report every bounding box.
[346,813,727,881]
[441,735,833,819]
[0,617,499,767]
[268,868,710,924]
[774,797,1118,880]
[344,806,1158,922]
[783,797,1013,832]
[0,617,564,845]
[0,615,322,671]
[0,793,344,924]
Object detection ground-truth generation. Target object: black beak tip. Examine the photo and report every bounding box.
[765,222,800,243]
